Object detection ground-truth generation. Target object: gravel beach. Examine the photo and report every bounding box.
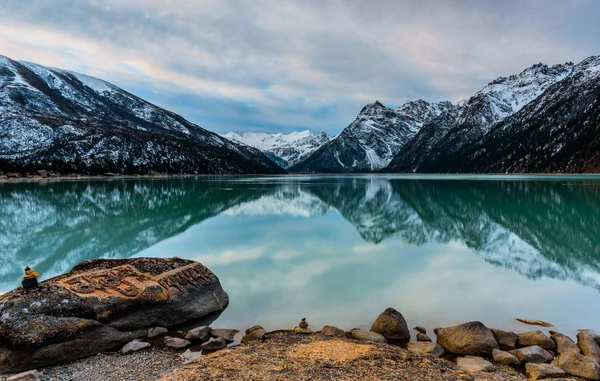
[1,347,183,381]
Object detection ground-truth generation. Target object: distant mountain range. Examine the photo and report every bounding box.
[285,56,599,173]
[0,55,284,175]
[221,130,332,169]
[1,53,598,175]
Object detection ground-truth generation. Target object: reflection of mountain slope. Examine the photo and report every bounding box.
[300,178,600,290]
[0,180,264,290]
[224,186,329,217]
[2,177,599,294]
[302,178,436,244]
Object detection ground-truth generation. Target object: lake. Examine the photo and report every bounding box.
[2,175,600,338]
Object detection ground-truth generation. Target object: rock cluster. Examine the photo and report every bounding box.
[431,320,600,380]
[0,258,229,374]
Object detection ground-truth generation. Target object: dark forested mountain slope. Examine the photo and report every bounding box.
[0,55,284,175]
[439,56,600,173]
[386,60,578,173]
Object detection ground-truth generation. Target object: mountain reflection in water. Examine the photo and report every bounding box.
[1,176,599,332]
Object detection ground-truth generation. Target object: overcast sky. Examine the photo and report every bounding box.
[1,0,599,134]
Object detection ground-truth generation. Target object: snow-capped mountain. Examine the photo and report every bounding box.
[436,56,600,173]
[386,59,597,173]
[221,130,332,168]
[289,100,453,172]
[0,55,284,175]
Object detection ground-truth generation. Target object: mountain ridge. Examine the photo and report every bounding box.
[0,54,285,175]
[282,56,599,174]
[288,99,453,172]
[221,130,332,168]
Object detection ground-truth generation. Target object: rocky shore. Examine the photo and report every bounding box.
[3,310,600,380]
[2,260,599,380]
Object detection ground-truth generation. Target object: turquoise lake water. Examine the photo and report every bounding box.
[1,175,600,338]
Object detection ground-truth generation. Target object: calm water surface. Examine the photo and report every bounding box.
[2,175,600,338]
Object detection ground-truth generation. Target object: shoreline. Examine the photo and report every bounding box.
[3,314,597,381]
[2,171,600,183]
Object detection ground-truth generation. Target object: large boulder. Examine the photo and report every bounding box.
[578,331,600,362]
[492,349,521,366]
[510,345,553,364]
[553,352,600,380]
[369,308,410,341]
[517,331,555,350]
[525,363,565,380]
[491,328,518,351]
[550,331,580,355]
[0,258,228,373]
[435,321,499,356]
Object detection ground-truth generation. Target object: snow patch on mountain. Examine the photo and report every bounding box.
[0,54,283,175]
[289,99,453,172]
[221,130,332,168]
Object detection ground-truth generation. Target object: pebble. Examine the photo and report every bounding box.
[21,347,183,381]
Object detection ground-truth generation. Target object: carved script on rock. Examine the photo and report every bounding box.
[60,263,215,298]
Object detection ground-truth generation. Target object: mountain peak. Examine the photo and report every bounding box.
[0,54,284,175]
[220,130,332,168]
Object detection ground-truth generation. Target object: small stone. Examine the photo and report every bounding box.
[552,351,600,380]
[525,363,565,380]
[406,342,444,357]
[294,327,313,334]
[491,328,518,351]
[414,326,427,334]
[321,326,346,337]
[164,337,191,349]
[510,345,554,364]
[185,326,212,343]
[200,337,227,352]
[246,325,264,334]
[350,328,387,343]
[456,356,495,372]
[517,318,554,328]
[121,340,151,354]
[370,308,409,341]
[180,349,202,364]
[298,318,309,329]
[577,330,600,362]
[416,333,432,342]
[147,327,168,338]
[436,321,499,356]
[211,329,239,343]
[241,325,266,344]
[7,370,41,381]
[518,331,556,350]
[550,331,580,355]
[492,348,521,366]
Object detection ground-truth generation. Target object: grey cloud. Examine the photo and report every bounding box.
[1,0,599,133]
